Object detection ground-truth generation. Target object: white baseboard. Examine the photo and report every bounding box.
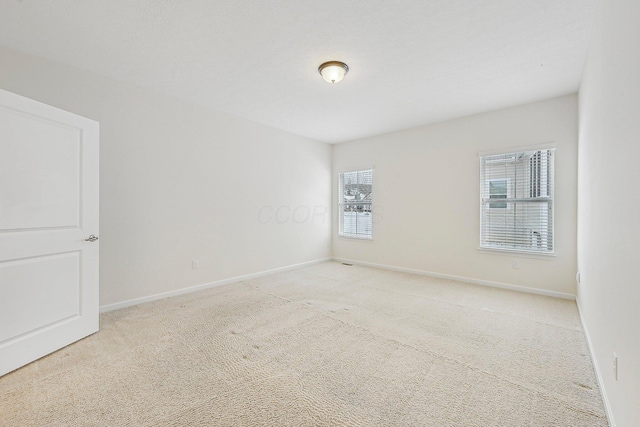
[576,298,616,427]
[99,258,331,313]
[102,256,575,312]
[332,257,576,300]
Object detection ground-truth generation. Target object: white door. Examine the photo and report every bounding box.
[0,89,99,377]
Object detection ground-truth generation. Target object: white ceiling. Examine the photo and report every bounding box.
[0,0,598,143]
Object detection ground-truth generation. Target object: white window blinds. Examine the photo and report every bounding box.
[339,169,373,239]
[480,149,554,254]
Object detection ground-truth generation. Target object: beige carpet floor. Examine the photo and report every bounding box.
[0,261,607,426]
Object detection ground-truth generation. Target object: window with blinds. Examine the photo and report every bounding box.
[480,149,554,254]
[338,169,373,239]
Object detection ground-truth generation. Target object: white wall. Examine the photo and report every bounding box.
[333,95,578,296]
[577,0,640,425]
[0,46,332,308]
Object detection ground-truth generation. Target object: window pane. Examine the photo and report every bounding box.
[341,206,372,237]
[489,179,508,208]
[489,180,507,195]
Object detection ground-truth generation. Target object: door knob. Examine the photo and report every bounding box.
[85,234,99,242]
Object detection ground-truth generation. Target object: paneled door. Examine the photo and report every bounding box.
[0,89,99,376]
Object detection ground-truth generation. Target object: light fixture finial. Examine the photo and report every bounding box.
[318,61,349,84]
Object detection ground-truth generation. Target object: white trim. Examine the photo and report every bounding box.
[99,258,331,312]
[576,299,616,427]
[335,166,375,174]
[332,257,575,300]
[477,247,556,259]
[336,235,373,242]
[477,141,557,157]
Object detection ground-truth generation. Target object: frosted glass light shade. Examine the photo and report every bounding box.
[318,61,349,84]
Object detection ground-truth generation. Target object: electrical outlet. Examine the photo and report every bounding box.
[576,272,581,283]
[613,353,618,381]
[192,259,199,269]
[512,259,519,269]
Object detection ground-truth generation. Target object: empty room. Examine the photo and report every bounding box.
[0,0,638,426]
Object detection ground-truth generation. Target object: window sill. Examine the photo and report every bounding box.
[477,247,556,259]
[337,235,373,242]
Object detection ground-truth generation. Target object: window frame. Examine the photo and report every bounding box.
[338,169,373,240]
[479,147,555,256]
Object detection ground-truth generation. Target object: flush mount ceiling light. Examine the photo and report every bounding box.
[318,61,349,84]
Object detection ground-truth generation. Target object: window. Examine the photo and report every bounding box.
[480,148,554,254]
[488,179,509,208]
[338,169,373,239]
